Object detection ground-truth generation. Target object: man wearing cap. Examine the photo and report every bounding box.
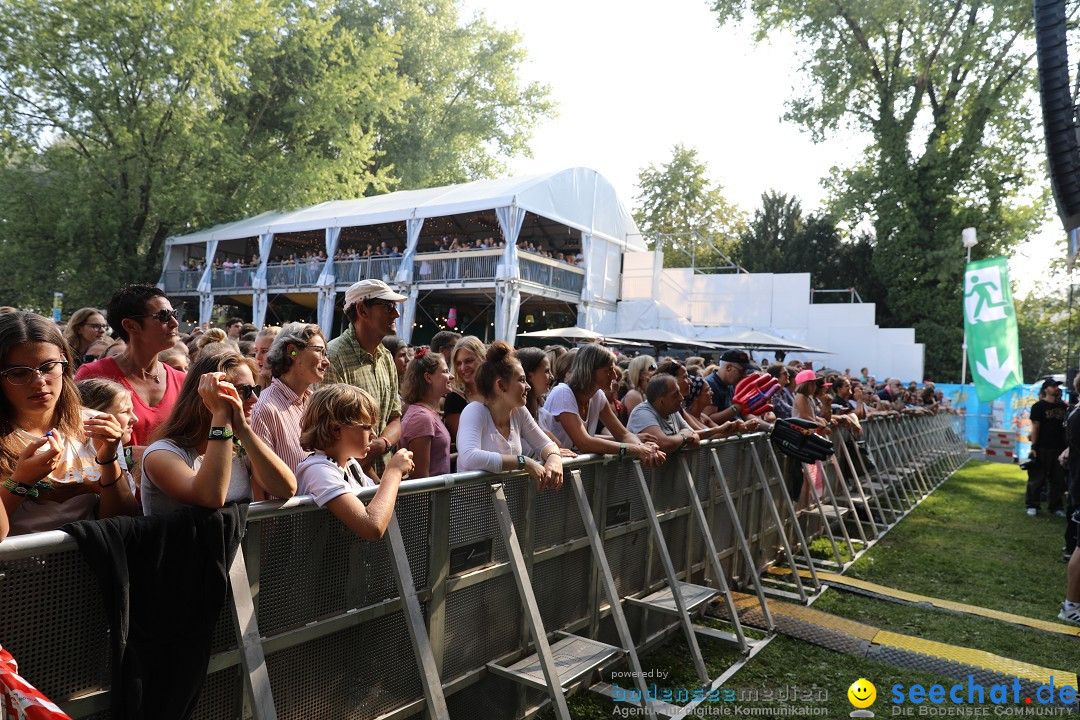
[703,349,753,424]
[326,279,406,474]
[1027,379,1068,517]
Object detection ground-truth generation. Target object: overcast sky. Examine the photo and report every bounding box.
[460,0,1062,295]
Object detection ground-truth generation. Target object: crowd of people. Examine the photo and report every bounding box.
[0,279,1073,627]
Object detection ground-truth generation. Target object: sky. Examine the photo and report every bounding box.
[459,0,1062,296]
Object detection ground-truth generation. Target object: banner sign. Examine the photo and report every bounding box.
[963,257,1022,402]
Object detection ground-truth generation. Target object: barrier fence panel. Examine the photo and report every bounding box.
[0,415,967,719]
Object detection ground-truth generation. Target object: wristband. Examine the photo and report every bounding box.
[517,454,526,471]
[94,454,118,465]
[208,426,234,441]
[3,478,51,498]
[619,443,627,459]
[377,436,391,454]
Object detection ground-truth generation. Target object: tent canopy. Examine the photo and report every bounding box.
[700,329,832,353]
[603,328,719,350]
[166,168,646,250]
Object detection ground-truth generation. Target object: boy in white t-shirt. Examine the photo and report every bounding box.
[296,384,414,541]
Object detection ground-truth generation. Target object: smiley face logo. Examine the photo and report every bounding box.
[847,678,876,709]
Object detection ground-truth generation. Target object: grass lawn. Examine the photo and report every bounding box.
[545,460,1078,718]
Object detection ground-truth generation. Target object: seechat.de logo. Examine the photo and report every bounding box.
[848,678,876,718]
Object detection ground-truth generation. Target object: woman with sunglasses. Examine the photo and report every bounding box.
[249,322,329,475]
[75,285,186,454]
[142,346,295,514]
[621,355,656,420]
[0,312,140,535]
[64,307,109,370]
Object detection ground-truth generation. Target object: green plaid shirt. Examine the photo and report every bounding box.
[325,326,402,472]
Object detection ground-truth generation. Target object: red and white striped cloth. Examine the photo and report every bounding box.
[0,645,71,720]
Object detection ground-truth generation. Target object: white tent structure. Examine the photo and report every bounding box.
[162,168,646,344]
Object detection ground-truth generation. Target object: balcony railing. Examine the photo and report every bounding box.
[414,249,501,283]
[160,269,201,293]
[519,254,585,293]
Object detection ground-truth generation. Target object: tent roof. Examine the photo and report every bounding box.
[698,329,831,353]
[604,328,720,350]
[166,167,646,251]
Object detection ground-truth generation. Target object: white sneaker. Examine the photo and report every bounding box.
[1055,510,1067,518]
[1059,603,1080,624]
[1027,508,1038,517]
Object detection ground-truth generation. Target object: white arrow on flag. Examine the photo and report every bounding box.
[974,347,1016,389]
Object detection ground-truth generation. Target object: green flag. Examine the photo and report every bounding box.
[963,256,1022,402]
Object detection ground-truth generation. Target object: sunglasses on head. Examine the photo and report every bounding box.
[235,384,261,400]
[134,309,178,324]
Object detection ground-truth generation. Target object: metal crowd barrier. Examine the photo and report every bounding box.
[0,414,966,720]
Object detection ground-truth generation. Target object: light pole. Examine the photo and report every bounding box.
[960,227,978,385]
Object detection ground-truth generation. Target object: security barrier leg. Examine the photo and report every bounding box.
[676,455,750,652]
[488,483,622,720]
[750,441,820,598]
[801,462,847,565]
[627,462,713,686]
[567,470,658,720]
[823,451,869,546]
[708,447,776,630]
[834,439,883,538]
[228,545,278,720]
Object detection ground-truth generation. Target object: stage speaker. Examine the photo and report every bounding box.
[1036,0,1080,231]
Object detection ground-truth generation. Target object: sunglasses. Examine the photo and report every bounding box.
[133,309,178,324]
[235,384,262,400]
[83,323,109,331]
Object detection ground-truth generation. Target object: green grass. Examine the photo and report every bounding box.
[543,460,1077,718]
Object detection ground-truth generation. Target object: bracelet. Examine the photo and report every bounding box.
[94,454,118,465]
[517,454,526,471]
[377,436,392,454]
[99,476,122,489]
[208,426,234,441]
[541,449,559,462]
[3,478,49,498]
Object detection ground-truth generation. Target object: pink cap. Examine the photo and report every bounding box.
[794,369,818,385]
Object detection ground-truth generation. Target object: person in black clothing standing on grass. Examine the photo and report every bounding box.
[1027,379,1068,517]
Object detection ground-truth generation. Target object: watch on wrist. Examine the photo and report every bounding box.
[517,454,526,471]
[208,426,234,441]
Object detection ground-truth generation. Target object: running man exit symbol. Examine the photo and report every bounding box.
[964,266,1008,324]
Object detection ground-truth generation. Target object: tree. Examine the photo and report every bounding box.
[0,0,554,311]
[735,190,885,303]
[633,144,746,269]
[338,0,556,189]
[713,0,1050,380]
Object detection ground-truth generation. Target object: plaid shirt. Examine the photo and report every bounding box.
[325,325,402,472]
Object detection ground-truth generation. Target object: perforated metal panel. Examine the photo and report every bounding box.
[448,476,527,566]
[266,611,423,719]
[602,529,649,598]
[533,471,590,550]
[0,550,110,701]
[442,572,522,680]
[532,547,592,631]
[191,666,243,720]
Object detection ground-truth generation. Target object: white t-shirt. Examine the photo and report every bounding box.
[142,438,252,515]
[541,384,607,451]
[457,402,552,473]
[296,452,370,506]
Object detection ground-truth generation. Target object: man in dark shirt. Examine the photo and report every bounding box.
[704,349,753,424]
[1027,380,1068,517]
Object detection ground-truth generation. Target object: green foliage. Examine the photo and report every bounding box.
[1014,272,1078,381]
[734,190,886,303]
[713,0,1051,381]
[633,144,746,269]
[0,0,553,310]
[338,0,556,189]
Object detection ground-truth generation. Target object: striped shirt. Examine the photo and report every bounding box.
[325,325,402,472]
[249,377,310,473]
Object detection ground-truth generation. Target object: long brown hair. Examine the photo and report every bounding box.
[0,312,83,478]
[150,345,255,450]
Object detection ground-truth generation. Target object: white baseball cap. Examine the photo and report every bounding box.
[344,279,407,309]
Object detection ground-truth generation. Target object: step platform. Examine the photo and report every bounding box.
[487,634,623,691]
[625,582,718,616]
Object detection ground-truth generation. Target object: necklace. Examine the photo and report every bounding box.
[120,353,160,384]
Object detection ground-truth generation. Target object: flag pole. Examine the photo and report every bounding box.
[960,228,978,385]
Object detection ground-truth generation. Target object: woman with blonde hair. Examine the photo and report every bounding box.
[443,335,485,443]
[252,325,281,387]
[295,384,414,540]
[65,308,110,370]
[621,355,656,419]
[141,346,296,514]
